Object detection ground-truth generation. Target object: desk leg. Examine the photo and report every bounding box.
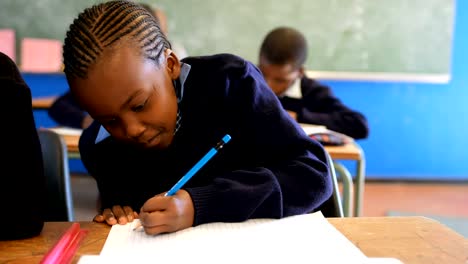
[333,162,354,217]
[353,145,366,217]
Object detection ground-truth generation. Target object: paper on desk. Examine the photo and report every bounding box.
[48,127,83,136]
[366,258,404,264]
[300,123,354,143]
[300,123,328,134]
[87,211,370,263]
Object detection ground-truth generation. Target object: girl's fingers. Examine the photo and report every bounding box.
[102,208,118,225]
[123,206,135,221]
[143,224,173,236]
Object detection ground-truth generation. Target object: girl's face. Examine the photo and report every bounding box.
[71,46,181,149]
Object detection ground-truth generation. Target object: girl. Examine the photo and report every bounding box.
[63,0,332,235]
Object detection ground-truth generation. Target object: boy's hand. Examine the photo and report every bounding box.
[139,189,194,235]
[93,205,138,226]
[81,115,94,129]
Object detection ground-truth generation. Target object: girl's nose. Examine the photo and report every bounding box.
[124,119,145,140]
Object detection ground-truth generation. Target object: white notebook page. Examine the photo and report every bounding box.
[97,211,370,263]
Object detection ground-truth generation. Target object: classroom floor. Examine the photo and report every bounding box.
[70,173,468,221]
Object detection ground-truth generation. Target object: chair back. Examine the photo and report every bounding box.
[38,129,75,221]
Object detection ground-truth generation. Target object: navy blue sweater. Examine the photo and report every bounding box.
[0,52,45,239]
[48,91,86,129]
[280,77,369,139]
[79,54,332,225]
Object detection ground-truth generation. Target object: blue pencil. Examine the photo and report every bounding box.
[134,134,231,231]
[165,134,231,196]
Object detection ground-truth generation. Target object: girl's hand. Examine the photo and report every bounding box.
[93,205,138,226]
[139,190,194,235]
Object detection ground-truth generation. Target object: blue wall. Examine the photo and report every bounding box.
[322,0,468,180]
[25,2,467,180]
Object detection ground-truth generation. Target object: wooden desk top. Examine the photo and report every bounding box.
[325,142,362,160]
[331,217,468,264]
[0,217,466,264]
[63,134,80,153]
[61,133,362,161]
[32,96,57,110]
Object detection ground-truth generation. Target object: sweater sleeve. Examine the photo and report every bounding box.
[297,78,369,139]
[185,61,333,225]
[78,123,135,211]
[48,91,86,129]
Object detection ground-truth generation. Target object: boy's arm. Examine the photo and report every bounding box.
[298,78,369,139]
[48,91,87,129]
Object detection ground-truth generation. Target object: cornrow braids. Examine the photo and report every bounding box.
[63,0,171,79]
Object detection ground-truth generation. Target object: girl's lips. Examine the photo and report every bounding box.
[144,132,162,147]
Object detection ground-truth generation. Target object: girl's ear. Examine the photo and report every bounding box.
[165,49,181,80]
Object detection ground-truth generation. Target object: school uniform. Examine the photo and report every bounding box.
[0,52,45,239]
[79,53,332,225]
[279,77,369,139]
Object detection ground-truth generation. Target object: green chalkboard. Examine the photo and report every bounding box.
[0,0,455,75]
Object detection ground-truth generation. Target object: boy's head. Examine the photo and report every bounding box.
[258,27,308,96]
[63,0,181,149]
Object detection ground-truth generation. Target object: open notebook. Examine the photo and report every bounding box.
[78,212,402,263]
[300,123,354,146]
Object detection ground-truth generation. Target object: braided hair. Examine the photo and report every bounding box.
[63,0,171,79]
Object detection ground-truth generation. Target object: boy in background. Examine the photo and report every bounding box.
[258,26,369,140]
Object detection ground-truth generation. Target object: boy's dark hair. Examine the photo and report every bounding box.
[259,26,308,69]
[63,0,171,79]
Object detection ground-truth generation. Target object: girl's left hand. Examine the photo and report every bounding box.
[139,189,194,235]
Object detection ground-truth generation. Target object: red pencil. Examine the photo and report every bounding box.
[56,229,89,264]
[40,223,87,264]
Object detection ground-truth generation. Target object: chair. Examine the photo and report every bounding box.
[315,151,345,218]
[38,129,75,221]
[333,161,354,217]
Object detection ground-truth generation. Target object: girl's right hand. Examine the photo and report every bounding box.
[93,205,138,226]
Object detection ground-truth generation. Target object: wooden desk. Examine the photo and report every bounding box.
[331,217,468,264]
[63,134,79,154]
[32,96,57,109]
[325,143,362,160]
[1,217,466,264]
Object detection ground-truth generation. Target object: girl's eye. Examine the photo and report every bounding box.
[132,99,148,112]
[102,118,117,126]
